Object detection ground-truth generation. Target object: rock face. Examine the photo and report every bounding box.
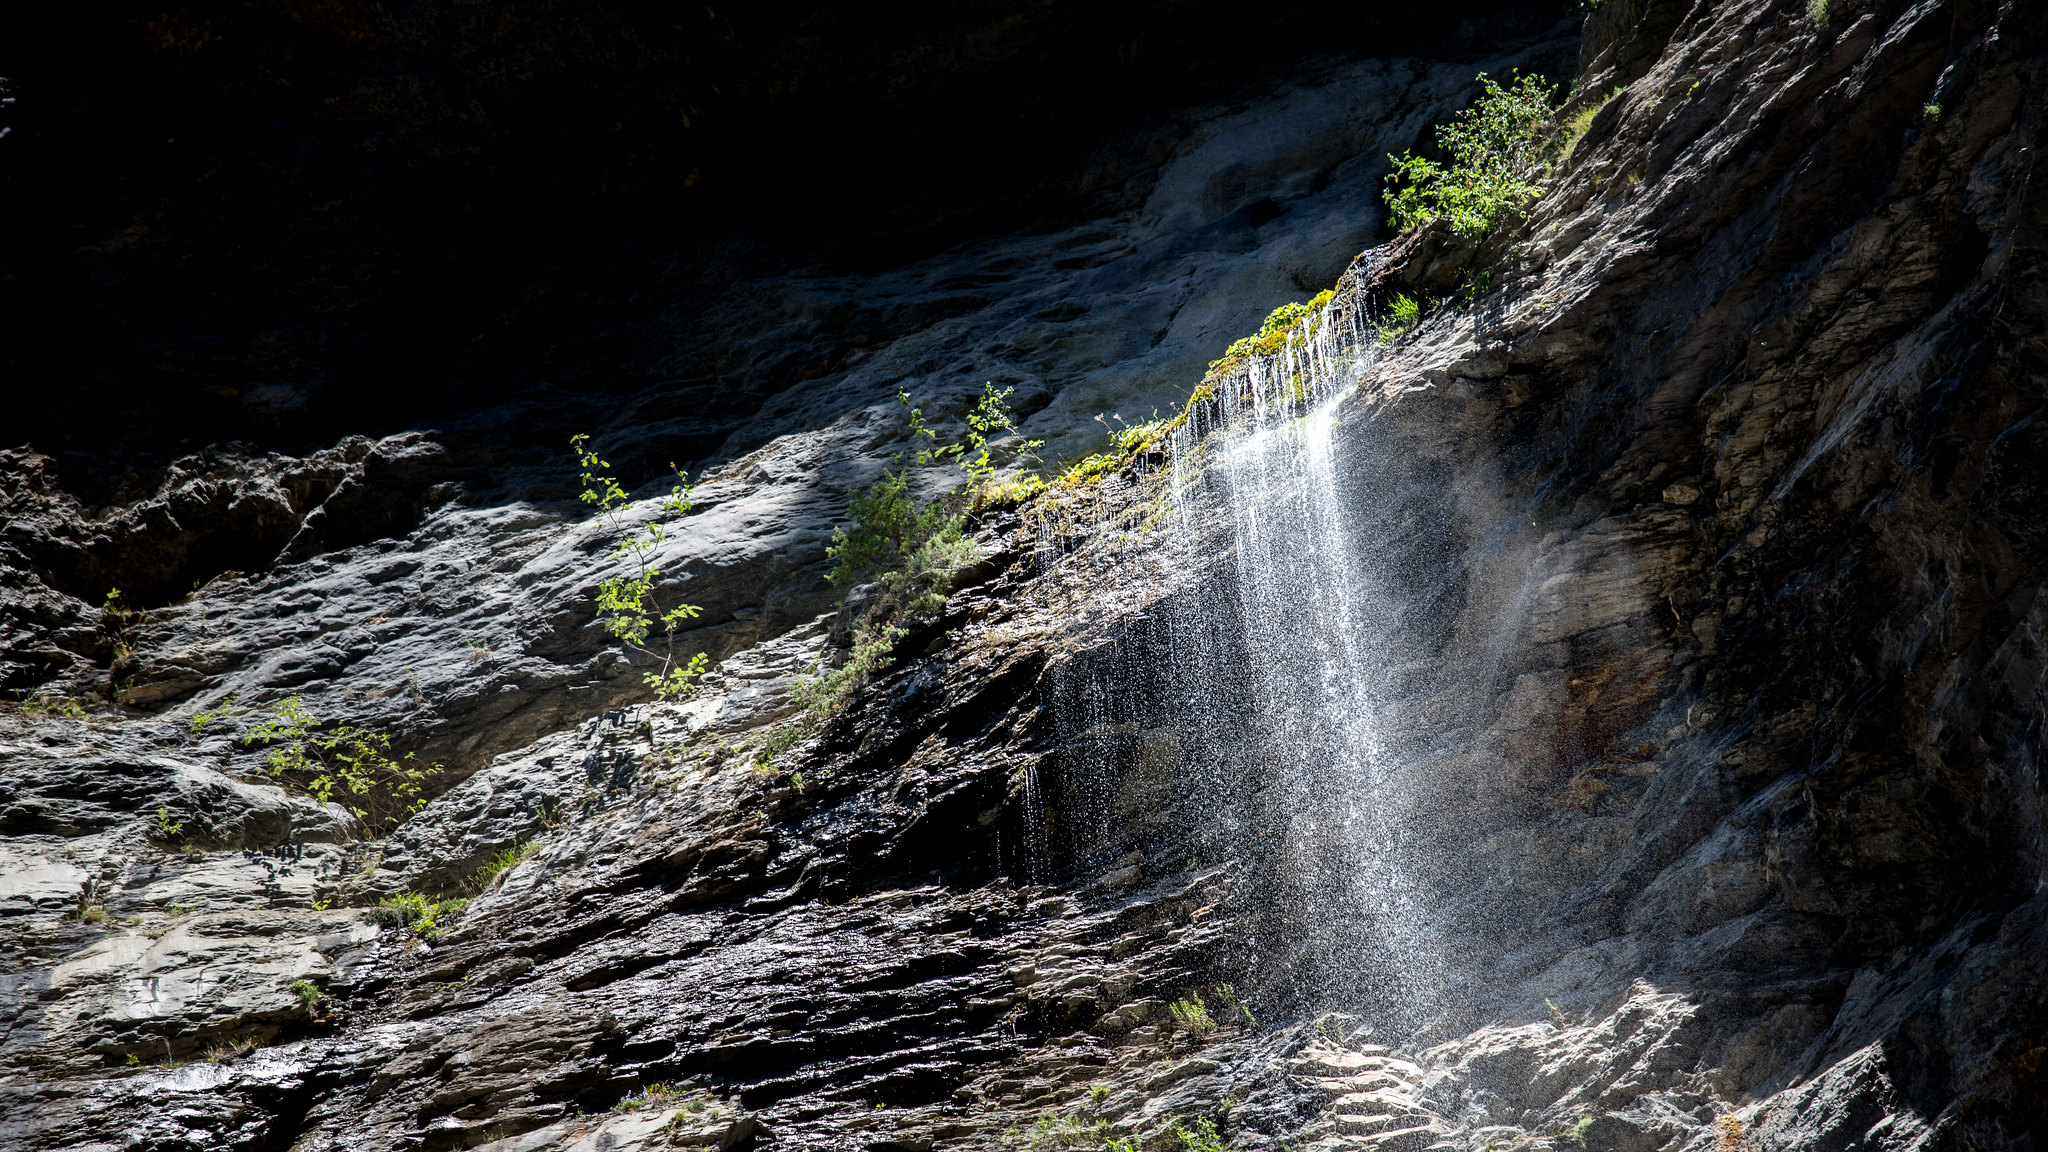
[1336,0,2048,1144]
[4,2,2046,1152]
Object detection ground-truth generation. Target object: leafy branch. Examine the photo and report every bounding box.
[571,435,711,701]
[1385,70,1559,240]
[904,383,1044,490]
[786,384,1039,730]
[240,696,439,831]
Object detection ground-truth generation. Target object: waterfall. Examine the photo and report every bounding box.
[1039,284,1468,1031]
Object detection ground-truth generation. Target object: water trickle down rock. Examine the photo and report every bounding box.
[5,1,2048,1150]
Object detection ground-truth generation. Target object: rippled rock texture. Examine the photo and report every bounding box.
[4,0,2047,1150]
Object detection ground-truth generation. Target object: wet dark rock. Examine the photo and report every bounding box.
[3,0,2046,1150]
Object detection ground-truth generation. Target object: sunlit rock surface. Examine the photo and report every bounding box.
[4,0,2046,1149]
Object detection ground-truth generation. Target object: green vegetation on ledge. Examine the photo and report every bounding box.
[1377,292,1427,343]
[470,839,541,891]
[370,891,466,941]
[1048,405,1190,493]
[571,435,712,702]
[788,384,1041,730]
[240,696,440,832]
[1207,289,1336,375]
[1384,70,1558,240]
[1036,281,1343,500]
[1559,85,1625,165]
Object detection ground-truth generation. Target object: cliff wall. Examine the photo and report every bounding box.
[2,2,2043,1151]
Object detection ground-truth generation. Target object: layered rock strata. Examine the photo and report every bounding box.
[3,0,2046,1150]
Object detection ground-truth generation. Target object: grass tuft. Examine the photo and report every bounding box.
[472,839,540,890]
[369,892,466,941]
[1169,993,1217,1036]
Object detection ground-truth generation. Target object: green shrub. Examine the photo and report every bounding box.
[830,473,937,586]
[240,696,439,831]
[1384,70,1558,239]
[828,470,980,620]
[1378,292,1425,343]
[370,891,466,941]
[1209,983,1255,1027]
[570,436,712,701]
[793,623,908,723]
[1026,1109,1108,1149]
[613,1081,703,1113]
[738,720,812,775]
[802,384,1038,720]
[290,979,325,1015]
[829,383,1038,599]
[1169,993,1217,1036]
[203,1035,262,1063]
[1171,1117,1236,1152]
[1558,85,1624,166]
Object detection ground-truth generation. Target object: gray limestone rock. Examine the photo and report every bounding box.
[3,1,2046,1150]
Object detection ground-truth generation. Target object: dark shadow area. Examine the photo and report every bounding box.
[1,0,1563,498]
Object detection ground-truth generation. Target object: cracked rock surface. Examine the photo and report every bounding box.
[4,1,2047,1150]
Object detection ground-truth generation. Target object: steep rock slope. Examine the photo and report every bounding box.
[3,1,2045,1151]
[1335,0,2048,1145]
[1,30,1570,1152]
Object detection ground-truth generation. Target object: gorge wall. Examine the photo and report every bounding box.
[3,2,2046,1152]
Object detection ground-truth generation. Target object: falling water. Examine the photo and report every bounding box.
[1041,283,1466,1029]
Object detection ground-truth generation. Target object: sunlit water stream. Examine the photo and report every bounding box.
[1042,290,1464,1030]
